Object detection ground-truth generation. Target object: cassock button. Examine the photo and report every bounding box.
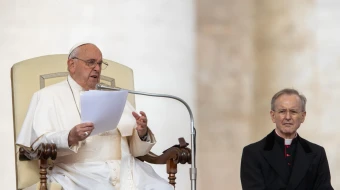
[286,154,290,157]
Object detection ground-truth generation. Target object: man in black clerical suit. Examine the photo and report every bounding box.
[240,88,333,190]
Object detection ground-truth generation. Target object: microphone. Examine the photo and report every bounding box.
[96,83,121,91]
[96,83,197,190]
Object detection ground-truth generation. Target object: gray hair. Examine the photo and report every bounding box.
[271,88,307,111]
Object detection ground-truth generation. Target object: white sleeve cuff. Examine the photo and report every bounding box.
[32,130,82,153]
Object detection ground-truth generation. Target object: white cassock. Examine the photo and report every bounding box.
[16,75,173,190]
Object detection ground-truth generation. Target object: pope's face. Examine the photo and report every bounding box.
[270,94,306,138]
[68,44,102,90]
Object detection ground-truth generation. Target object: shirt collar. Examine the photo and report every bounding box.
[274,129,298,145]
[67,75,84,92]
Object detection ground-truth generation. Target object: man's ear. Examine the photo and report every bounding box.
[270,110,276,123]
[67,59,75,73]
[301,111,307,123]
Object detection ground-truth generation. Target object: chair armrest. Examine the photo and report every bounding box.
[137,147,191,165]
[137,138,191,187]
[19,143,57,161]
[19,143,57,190]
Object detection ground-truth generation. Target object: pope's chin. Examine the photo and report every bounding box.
[88,81,99,90]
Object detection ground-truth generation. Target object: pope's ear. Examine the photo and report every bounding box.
[67,59,75,73]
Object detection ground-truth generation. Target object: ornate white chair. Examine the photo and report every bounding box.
[12,54,191,190]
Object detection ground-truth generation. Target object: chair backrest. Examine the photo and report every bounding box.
[12,54,135,189]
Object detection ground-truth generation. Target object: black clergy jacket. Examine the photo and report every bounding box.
[240,130,333,190]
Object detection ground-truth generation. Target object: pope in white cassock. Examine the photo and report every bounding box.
[16,43,173,190]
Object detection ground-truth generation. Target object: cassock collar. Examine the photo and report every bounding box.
[274,130,298,146]
[264,130,312,153]
[67,75,84,93]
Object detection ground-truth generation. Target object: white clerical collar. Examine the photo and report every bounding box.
[275,129,297,145]
[67,75,84,92]
[285,139,293,145]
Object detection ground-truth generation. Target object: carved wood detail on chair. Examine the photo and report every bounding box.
[19,144,57,190]
[137,137,191,188]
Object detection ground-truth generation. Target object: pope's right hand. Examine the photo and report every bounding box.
[68,122,94,146]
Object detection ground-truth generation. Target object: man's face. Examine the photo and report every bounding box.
[68,44,102,90]
[270,94,306,138]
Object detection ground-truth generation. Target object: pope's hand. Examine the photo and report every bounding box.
[68,122,94,146]
[132,111,148,138]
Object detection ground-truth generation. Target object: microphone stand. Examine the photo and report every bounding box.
[96,84,197,190]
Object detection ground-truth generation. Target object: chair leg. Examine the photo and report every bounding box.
[39,159,48,190]
[166,159,177,188]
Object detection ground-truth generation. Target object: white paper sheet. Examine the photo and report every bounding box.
[80,90,128,136]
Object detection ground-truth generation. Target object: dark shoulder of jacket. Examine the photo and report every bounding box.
[243,136,267,153]
[298,136,324,154]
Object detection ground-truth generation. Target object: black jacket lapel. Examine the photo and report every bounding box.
[261,130,290,184]
[287,137,316,190]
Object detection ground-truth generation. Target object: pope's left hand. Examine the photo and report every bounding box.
[132,111,148,137]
